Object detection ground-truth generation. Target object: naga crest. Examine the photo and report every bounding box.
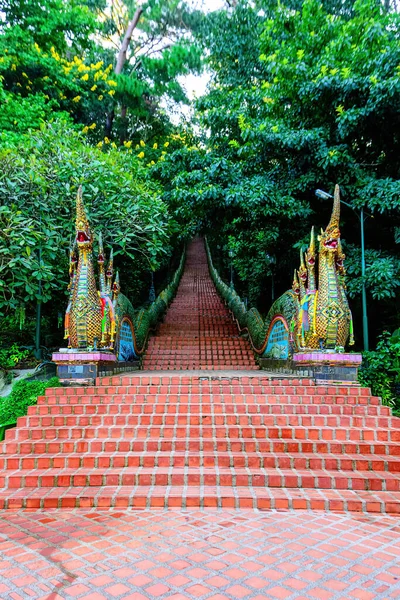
[292,269,300,296]
[305,226,316,268]
[318,184,341,252]
[298,249,307,285]
[75,186,93,250]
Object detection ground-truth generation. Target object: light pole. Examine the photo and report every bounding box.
[228,249,234,289]
[266,253,276,301]
[315,188,369,351]
[149,271,156,303]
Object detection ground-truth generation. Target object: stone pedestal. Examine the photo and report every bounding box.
[52,350,140,385]
[292,351,362,382]
[259,352,362,382]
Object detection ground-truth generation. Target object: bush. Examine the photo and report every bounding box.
[0,344,30,371]
[358,331,400,411]
[0,377,60,425]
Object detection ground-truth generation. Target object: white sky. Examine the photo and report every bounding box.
[172,0,226,122]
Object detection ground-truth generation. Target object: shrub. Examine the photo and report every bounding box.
[0,377,60,425]
[0,344,30,371]
[358,331,400,411]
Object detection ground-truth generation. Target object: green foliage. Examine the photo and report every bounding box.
[0,0,202,142]
[0,120,174,319]
[0,377,60,426]
[0,345,30,371]
[358,331,400,409]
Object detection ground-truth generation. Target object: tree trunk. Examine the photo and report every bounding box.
[105,6,143,138]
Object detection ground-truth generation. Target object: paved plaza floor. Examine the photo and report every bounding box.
[0,509,399,600]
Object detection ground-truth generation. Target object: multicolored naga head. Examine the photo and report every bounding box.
[75,186,92,250]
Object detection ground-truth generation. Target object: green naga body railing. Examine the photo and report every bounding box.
[206,185,354,359]
[205,239,274,354]
[124,252,185,357]
[64,186,185,360]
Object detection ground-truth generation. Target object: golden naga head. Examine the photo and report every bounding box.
[318,184,341,253]
[305,226,316,267]
[298,248,307,284]
[75,186,92,250]
[292,269,300,296]
[97,232,105,266]
[106,248,114,281]
[112,271,121,299]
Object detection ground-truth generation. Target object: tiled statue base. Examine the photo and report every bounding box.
[293,351,362,382]
[259,352,362,382]
[52,350,139,385]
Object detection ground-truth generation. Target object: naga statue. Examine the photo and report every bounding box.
[262,184,354,355]
[64,187,137,357]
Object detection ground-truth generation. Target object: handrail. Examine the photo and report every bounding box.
[205,239,270,355]
[131,248,186,355]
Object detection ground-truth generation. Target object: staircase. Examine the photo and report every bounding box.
[1,238,400,514]
[1,375,400,512]
[142,238,258,370]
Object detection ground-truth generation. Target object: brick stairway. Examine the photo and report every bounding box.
[142,238,259,370]
[1,375,400,512]
[1,238,400,513]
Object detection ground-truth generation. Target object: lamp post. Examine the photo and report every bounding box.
[315,188,369,351]
[228,249,234,289]
[149,271,156,303]
[266,253,276,301]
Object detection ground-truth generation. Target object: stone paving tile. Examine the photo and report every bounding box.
[0,509,399,599]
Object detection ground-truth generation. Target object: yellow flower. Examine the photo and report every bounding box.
[82,126,89,134]
[111,142,117,149]
[97,141,103,148]
[72,96,81,103]
[161,151,167,155]
[91,84,97,91]
[104,137,110,144]
[153,143,158,149]
[140,140,145,147]
[135,144,139,150]
[11,63,16,71]
[124,140,132,148]
[163,141,169,147]
[150,160,155,165]
[81,73,89,81]
[22,72,28,78]
[78,64,89,73]
[98,95,103,101]
[137,151,145,159]
[108,89,115,96]
[91,61,103,70]
[89,123,96,130]
[34,43,41,53]
[107,80,117,87]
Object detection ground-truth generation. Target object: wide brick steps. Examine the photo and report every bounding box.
[1,374,400,513]
[6,423,400,443]
[2,466,400,492]
[2,451,400,473]
[14,412,400,429]
[141,238,258,371]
